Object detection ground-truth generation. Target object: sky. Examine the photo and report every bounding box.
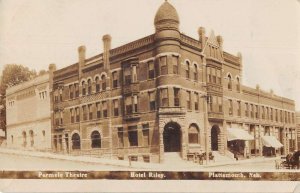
[0,0,299,109]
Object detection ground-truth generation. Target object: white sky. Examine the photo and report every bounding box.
[0,0,299,109]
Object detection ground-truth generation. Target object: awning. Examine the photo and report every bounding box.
[261,136,283,148]
[227,128,254,141]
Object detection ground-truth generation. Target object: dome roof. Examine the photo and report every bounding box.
[154,1,179,25]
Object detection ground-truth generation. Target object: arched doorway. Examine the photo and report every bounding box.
[163,122,181,152]
[71,133,81,150]
[211,125,220,151]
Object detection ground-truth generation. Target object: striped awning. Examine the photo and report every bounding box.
[261,136,283,148]
[227,128,254,141]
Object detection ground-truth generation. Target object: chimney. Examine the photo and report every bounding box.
[48,63,56,91]
[78,45,86,67]
[102,34,111,69]
[198,27,206,49]
[217,35,223,57]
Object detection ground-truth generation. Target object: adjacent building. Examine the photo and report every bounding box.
[51,1,297,163]
[6,67,54,150]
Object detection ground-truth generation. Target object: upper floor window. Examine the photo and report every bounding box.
[250,104,254,118]
[75,107,80,122]
[113,99,119,116]
[82,105,87,121]
[95,77,100,92]
[228,74,232,90]
[59,88,63,101]
[8,100,15,107]
[185,61,190,79]
[112,72,118,88]
[148,61,155,79]
[39,91,47,100]
[124,67,131,85]
[69,85,74,99]
[228,99,233,115]
[255,105,259,119]
[87,79,92,95]
[236,77,241,92]
[101,75,106,91]
[245,103,249,117]
[88,104,93,120]
[218,97,223,113]
[102,101,108,118]
[74,83,79,98]
[194,92,199,111]
[216,69,221,84]
[96,102,101,119]
[82,81,86,96]
[132,65,138,83]
[237,101,241,116]
[161,88,169,107]
[174,88,180,107]
[160,56,167,75]
[133,95,138,113]
[70,109,75,123]
[172,56,179,74]
[186,91,191,110]
[125,96,132,115]
[194,64,198,81]
[211,68,216,83]
[149,91,156,111]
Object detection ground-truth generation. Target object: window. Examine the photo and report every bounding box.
[95,77,100,92]
[216,69,221,84]
[188,124,199,144]
[250,104,254,118]
[133,95,138,113]
[142,124,150,147]
[245,103,249,117]
[236,77,240,92]
[212,68,216,83]
[11,135,13,144]
[96,102,101,118]
[76,107,80,122]
[132,65,137,83]
[237,101,241,116]
[228,74,232,90]
[87,79,92,95]
[113,99,119,116]
[124,67,131,85]
[118,127,124,148]
[88,104,93,120]
[187,91,191,110]
[270,108,273,121]
[82,105,87,121]
[266,107,269,120]
[218,97,223,112]
[59,88,63,101]
[148,61,155,79]
[255,105,259,119]
[60,111,63,125]
[70,109,74,123]
[69,85,74,99]
[160,56,167,75]
[82,81,86,96]
[149,91,156,111]
[194,64,198,81]
[22,131,27,147]
[229,100,233,115]
[125,96,132,115]
[54,91,59,102]
[275,109,278,122]
[172,56,179,74]
[71,133,80,150]
[29,130,34,147]
[280,110,283,122]
[261,106,265,119]
[207,67,211,82]
[112,72,118,88]
[186,61,190,79]
[101,75,106,91]
[91,131,101,148]
[161,88,168,107]
[174,88,180,107]
[74,83,79,97]
[128,126,138,147]
[194,92,199,111]
[102,101,107,118]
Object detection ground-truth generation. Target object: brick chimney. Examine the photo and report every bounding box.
[198,27,206,49]
[102,34,111,69]
[78,45,86,78]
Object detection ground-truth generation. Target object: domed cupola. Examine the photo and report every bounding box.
[154,0,180,32]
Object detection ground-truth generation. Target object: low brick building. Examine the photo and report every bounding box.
[51,1,297,163]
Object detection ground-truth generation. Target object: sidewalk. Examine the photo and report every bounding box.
[0,147,281,171]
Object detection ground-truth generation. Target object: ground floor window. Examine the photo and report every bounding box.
[128,126,138,147]
[72,133,81,150]
[91,131,101,148]
[188,124,199,144]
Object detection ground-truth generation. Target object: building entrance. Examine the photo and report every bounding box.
[211,125,220,151]
[163,122,181,152]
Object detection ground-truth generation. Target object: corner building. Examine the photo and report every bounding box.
[51,1,297,163]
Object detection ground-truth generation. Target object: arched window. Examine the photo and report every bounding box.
[72,133,81,150]
[188,124,199,144]
[29,130,34,147]
[22,131,27,147]
[87,79,92,95]
[194,64,198,81]
[101,75,106,91]
[91,131,101,148]
[95,77,100,92]
[186,61,190,79]
[82,81,86,96]
[227,74,232,90]
[236,77,240,92]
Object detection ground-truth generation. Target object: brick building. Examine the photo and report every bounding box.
[51,1,297,163]
[6,66,54,150]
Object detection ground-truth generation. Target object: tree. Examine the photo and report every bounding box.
[0,64,37,95]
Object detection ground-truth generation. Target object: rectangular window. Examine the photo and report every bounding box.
[250,104,254,118]
[82,105,87,121]
[149,91,156,111]
[237,101,241,116]
[275,109,278,122]
[229,99,233,115]
[88,104,93,120]
[112,71,118,88]
[216,69,221,84]
[194,92,199,111]
[218,97,223,112]
[102,101,107,118]
[113,99,119,116]
[69,85,74,99]
[96,102,101,118]
[124,67,131,85]
[70,109,74,123]
[142,124,150,147]
[161,88,168,107]
[59,89,63,101]
[133,95,138,113]
[262,106,265,119]
[207,67,211,83]
[187,91,191,110]
[76,107,80,122]
[148,61,155,79]
[270,108,273,121]
[245,103,249,117]
[255,105,259,119]
[118,127,124,148]
[125,96,132,115]
[174,88,180,107]
[212,68,216,83]
[132,65,137,83]
[160,56,167,75]
[266,107,269,120]
[172,56,178,74]
[128,126,138,147]
[74,83,79,98]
